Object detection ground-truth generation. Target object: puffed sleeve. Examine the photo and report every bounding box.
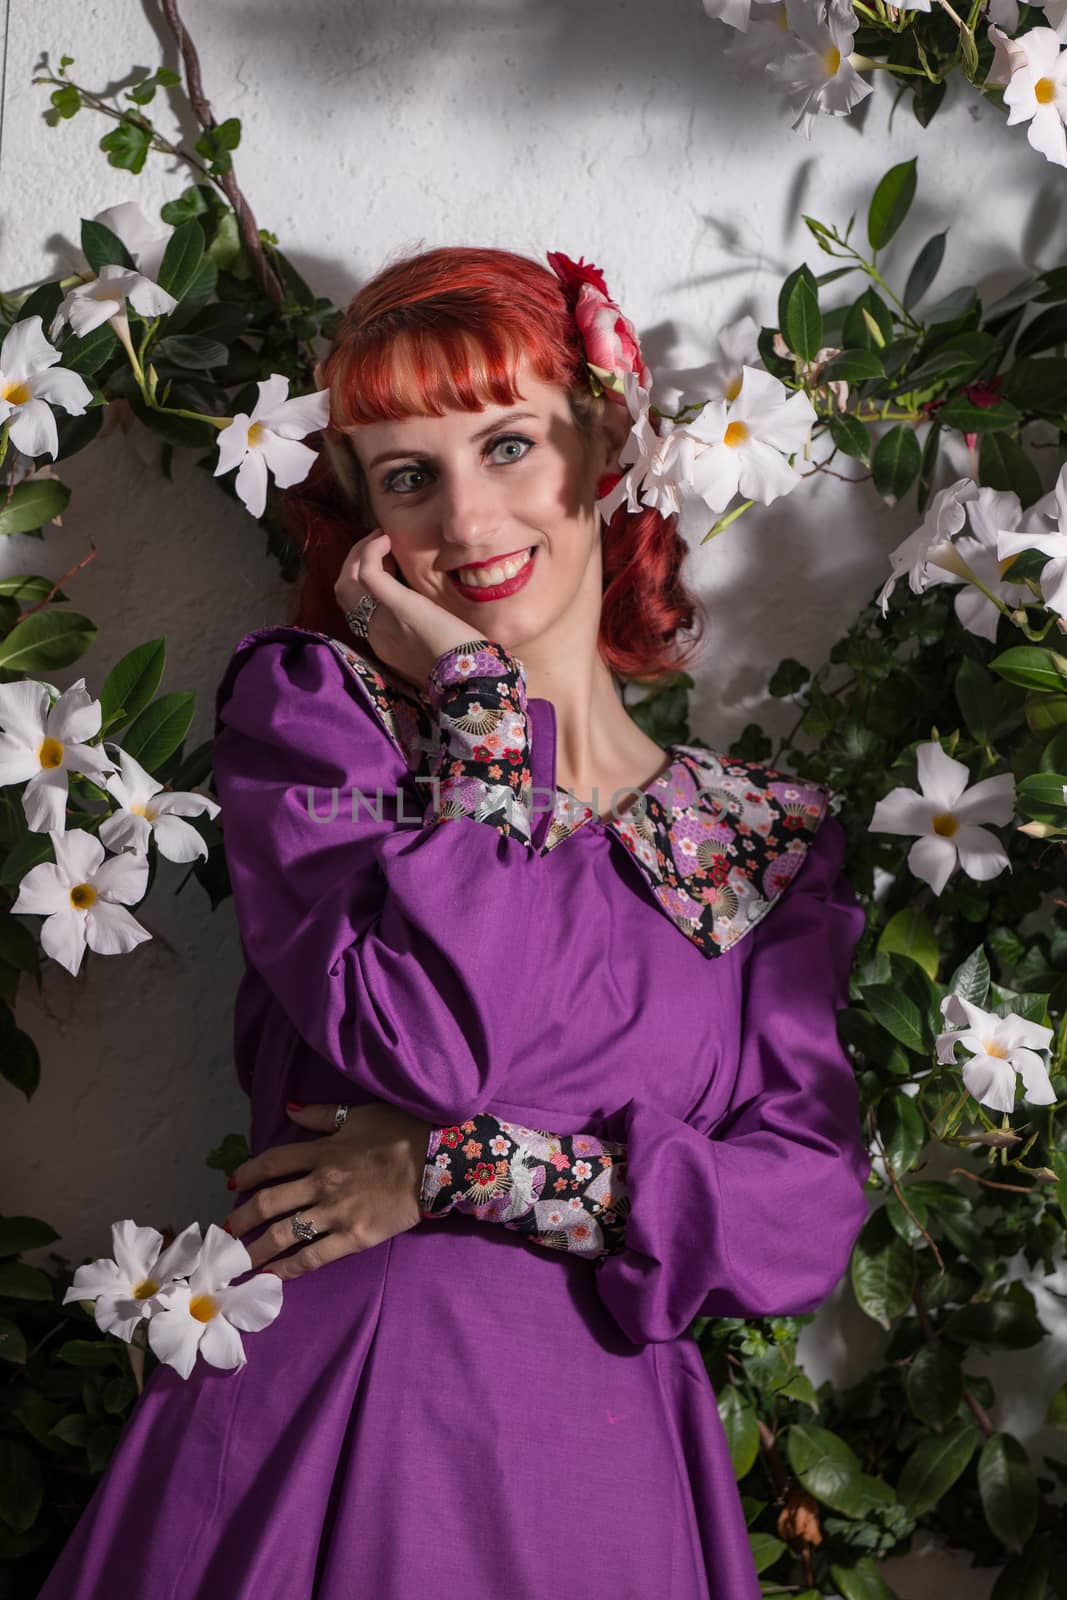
[592,812,871,1346]
[211,626,548,1126]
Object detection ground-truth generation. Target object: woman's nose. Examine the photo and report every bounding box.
[437,471,507,545]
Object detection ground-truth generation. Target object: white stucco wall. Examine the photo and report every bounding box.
[3,4,1064,1591]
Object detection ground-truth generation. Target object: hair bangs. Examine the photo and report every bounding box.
[326,318,558,430]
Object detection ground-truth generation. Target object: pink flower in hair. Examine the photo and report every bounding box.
[546,250,653,395]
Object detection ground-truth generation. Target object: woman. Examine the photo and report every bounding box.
[39,246,870,1600]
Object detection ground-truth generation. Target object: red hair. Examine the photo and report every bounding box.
[281,244,705,685]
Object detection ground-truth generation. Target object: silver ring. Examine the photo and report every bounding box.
[334,1103,349,1130]
[344,594,378,641]
[291,1210,320,1243]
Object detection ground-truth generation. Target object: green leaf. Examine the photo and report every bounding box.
[0,1316,27,1365]
[749,1531,787,1574]
[0,479,71,537]
[945,1298,1046,1351]
[871,425,921,506]
[0,1261,52,1300]
[916,419,940,514]
[868,159,918,252]
[830,1556,902,1600]
[899,1422,980,1516]
[785,1424,864,1514]
[0,915,39,980]
[0,1440,43,1534]
[152,334,228,370]
[844,289,895,352]
[61,321,118,377]
[905,1343,964,1429]
[905,332,1000,390]
[878,1091,927,1175]
[98,639,167,733]
[1017,771,1067,822]
[1015,302,1067,358]
[119,692,195,772]
[718,1387,760,1479]
[903,230,947,311]
[828,412,871,463]
[56,1338,125,1367]
[1045,1382,1067,1427]
[820,348,884,383]
[0,1216,59,1257]
[850,1208,916,1329]
[0,610,97,672]
[978,1432,1038,1550]
[863,982,926,1053]
[876,907,939,980]
[779,265,823,361]
[80,219,136,274]
[942,953,996,1019]
[990,645,1067,694]
[155,219,207,302]
[938,397,1021,434]
[990,1535,1053,1600]
[977,431,1043,509]
[999,355,1067,415]
[99,118,153,175]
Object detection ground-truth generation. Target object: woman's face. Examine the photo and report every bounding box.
[344,355,614,650]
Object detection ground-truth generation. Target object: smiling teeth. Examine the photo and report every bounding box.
[453,548,532,587]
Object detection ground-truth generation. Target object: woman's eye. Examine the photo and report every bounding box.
[382,433,534,495]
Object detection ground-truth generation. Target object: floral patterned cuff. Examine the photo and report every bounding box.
[420,1114,630,1260]
[422,639,534,845]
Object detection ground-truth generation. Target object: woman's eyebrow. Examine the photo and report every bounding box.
[367,410,540,470]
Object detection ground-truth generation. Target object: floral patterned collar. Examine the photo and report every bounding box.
[317,630,840,961]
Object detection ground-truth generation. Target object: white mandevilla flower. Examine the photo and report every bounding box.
[214,374,331,519]
[763,0,874,139]
[62,1219,204,1341]
[701,0,787,30]
[146,1224,283,1380]
[996,460,1067,617]
[11,826,152,976]
[868,740,1015,895]
[877,477,979,614]
[49,200,179,342]
[99,746,220,862]
[920,485,1037,643]
[0,317,93,461]
[997,26,1067,166]
[677,364,818,513]
[595,371,695,523]
[0,678,117,833]
[936,993,1056,1113]
[709,314,763,401]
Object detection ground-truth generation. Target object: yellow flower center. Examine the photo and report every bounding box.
[132,1278,160,1300]
[824,45,842,76]
[37,736,64,769]
[189,1293,220,1322]
[931,812,958,838]
[1,379,31,405]
[69,882,97,910]
[724,374,743,402]
[723,420,749,448]
[981,1038,1008,1059]
[246,421,265,448]
[1034,76,1056,104]
[129,802,158,821]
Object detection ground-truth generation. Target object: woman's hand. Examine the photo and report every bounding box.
[222,1101,434,1281]
[335,527,483,690]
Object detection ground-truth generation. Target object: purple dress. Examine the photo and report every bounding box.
[39,624,871,1600]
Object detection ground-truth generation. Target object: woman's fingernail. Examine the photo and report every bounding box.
[222,1220,232,1234]
[226,1176,236,1191]
[286,1100,305,1112]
